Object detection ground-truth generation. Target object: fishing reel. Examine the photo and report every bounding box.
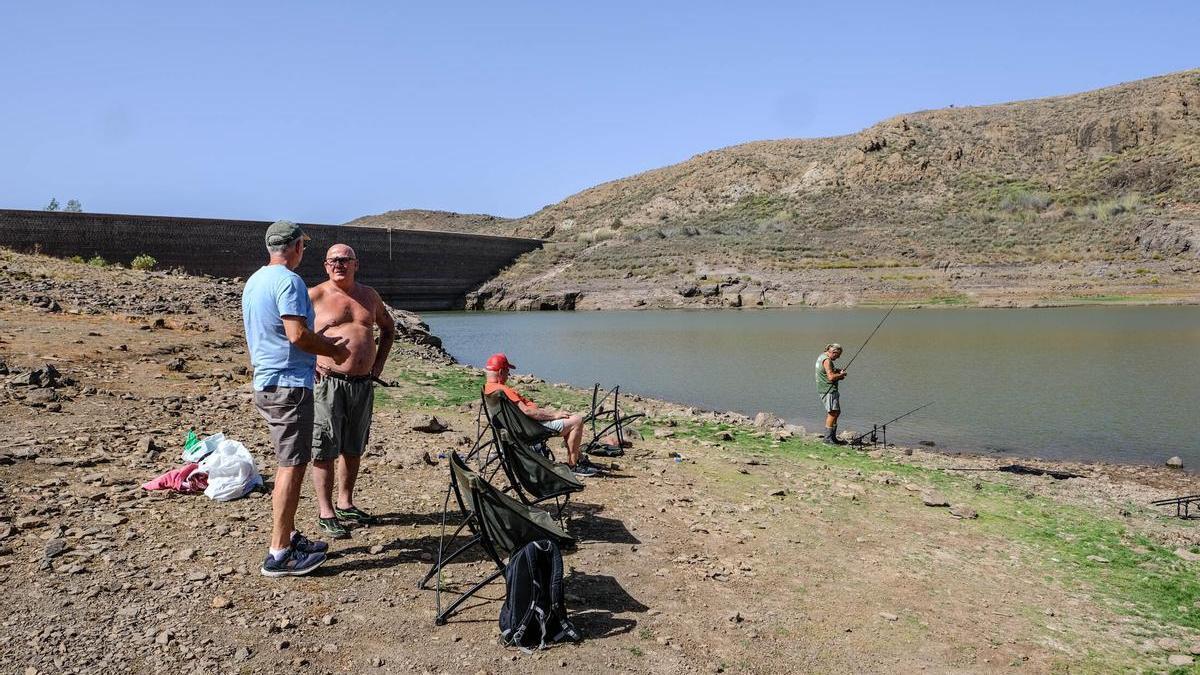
[850,424,884,449]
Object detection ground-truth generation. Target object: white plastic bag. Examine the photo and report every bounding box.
[182,432,225,463]
[196,438,262,501]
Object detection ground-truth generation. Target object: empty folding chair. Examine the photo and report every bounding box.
[418,453,575,625]
[583,383,645,457]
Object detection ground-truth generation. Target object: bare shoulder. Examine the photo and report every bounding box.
[357,283,384,308]
[309,281,330,301]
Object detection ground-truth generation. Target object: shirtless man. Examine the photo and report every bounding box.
[309,244,396,538]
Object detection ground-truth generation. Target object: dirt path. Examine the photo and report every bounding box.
[3,250,1200,674]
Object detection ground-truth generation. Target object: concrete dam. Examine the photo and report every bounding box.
[0,209,541,310]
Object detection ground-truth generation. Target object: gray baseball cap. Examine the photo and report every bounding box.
[265,220,311,247]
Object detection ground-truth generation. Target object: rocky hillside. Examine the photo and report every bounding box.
[345,209,514,235]
[351,70,1200,309]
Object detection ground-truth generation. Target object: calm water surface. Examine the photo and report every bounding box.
[424,307,1200,467]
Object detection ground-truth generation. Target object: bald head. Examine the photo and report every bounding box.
[326,243,356,260]
[323,243,359,283]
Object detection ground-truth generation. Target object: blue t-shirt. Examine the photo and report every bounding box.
[242,264,317,391]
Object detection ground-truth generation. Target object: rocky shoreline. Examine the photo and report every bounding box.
[464,258,1200,311]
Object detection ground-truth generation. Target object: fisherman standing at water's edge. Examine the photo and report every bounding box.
[816,343,848,444]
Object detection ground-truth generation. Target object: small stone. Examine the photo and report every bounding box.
[177,548,196,561]
[410,415,449,433]
[155,630,172,645]
[321,614,336,626]
[1168,655,1194,667]
[1166,456,1184,468]
[371,657,384,667]
[1158,637,1182,650]
[44,538,68,558]
[186,571,208,582]
[879,612,899,621]
[653,429,675,438]
[211,596,231,609]
[949,505,978,519]
[921,492,949,507]
[369,544,384,555]
[1174,548,1200,562]
[234,647,252,662]
[1086,555,1111,564]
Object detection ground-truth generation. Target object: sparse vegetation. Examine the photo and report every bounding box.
[86,254,109,268]
[356,70,1200,309]
[130,254,157,271]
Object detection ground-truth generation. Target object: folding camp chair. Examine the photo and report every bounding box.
[478,391,584,519]
[583,383,645,457]
[418,453,575,625]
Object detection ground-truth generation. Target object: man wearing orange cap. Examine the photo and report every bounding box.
[482,353,598,477]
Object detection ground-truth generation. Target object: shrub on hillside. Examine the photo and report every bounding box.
[131,254,157,271]
[87,255,109,268]
[999,189,1051,212]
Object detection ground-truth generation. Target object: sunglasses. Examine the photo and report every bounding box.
[325,257,356,266]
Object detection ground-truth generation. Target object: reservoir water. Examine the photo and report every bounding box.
[424,307,1200,467]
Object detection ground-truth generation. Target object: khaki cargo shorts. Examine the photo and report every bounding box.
[254,386,314,467]
[313,374,374,462]
[821,389,840,413]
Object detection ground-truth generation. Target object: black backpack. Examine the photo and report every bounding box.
[499,540,582,651]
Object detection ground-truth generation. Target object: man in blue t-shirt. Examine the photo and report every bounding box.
[242,220,350,577]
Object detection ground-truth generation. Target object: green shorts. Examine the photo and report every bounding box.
[313,374,374,462]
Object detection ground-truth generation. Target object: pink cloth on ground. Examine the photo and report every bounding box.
[141,463,209,493]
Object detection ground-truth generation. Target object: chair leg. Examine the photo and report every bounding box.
[418,531,479,589]
[434,566,507,625]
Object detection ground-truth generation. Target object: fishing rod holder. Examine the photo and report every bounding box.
[850,424,886,449]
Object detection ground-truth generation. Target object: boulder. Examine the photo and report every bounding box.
[1166,456,1184,469]
[1134,219,1198,257]
[752,412,784,429]
[381,304,445,349]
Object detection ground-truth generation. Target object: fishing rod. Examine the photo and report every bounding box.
[843,298,901,371]
[850,400,934,448]
[820,298,902,397]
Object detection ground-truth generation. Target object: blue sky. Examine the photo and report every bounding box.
[1,1,1196,223]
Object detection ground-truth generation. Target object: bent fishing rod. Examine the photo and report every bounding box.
[850,400,934,447]
[821,298,902,396]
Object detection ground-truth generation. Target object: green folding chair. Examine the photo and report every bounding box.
[418,452,575,625]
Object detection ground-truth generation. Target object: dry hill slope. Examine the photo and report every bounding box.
[352,70,1200,310]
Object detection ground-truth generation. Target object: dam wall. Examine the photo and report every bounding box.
[0,209,541,310]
